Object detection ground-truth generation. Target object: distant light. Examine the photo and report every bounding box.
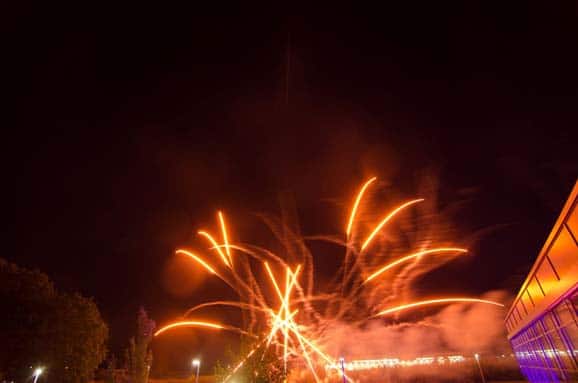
[33,367,44,383]
[474,354,480,360]
[192,359,200,366]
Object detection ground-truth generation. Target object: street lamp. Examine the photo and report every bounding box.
[474,354,486,383]
[192,359,200,383]
[339,357,346,383]
[32,367,43,383]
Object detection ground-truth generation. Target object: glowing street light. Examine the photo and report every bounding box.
[33,367,44,383]
[192,359,200,383]
[474,354,486,383]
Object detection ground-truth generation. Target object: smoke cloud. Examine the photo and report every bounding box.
[322,290,511,359]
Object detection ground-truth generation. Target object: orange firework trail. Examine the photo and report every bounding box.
[376,298,505,316]
[175,249,217,275]
[346,176,376,237]
[154,177,504,382]
[218,211,232,266]
[361,198,425,251]
[365,248,468,283]
[154,320,225,336]
[197,230,231,268]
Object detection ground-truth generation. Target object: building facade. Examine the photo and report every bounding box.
[505,180,578,382]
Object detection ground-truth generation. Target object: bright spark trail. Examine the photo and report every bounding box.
[365,248,468,283]
[346,176,376,237]
[361,198,425,251]
[154,178,504,382]
[376,298,505,317]
[154,321,225,336]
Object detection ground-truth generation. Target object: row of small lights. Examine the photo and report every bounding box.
[326,353,512,371]
[516,349,578,358]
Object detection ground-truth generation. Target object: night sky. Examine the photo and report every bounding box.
[7,2,577,373]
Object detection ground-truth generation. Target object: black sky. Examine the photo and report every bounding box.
[6,2,578,369]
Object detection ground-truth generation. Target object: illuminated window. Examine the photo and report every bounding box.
[519,300,528,316]
[547,227,577,282]
[527,277,544,306]
[536,258,560,295]
[565,203,578,242]
[555,301,574,327]
[545,318,574,371]
[516,301,523,322]
[571,291,578,314]
[522,289,534,310]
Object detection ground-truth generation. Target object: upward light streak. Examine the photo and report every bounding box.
[361,198,425,250]
[283,267,291,371]
[376,298,505,317]
[218,211,232,266]
[197,230,231,268]
[263,263,303,373]
[265,266,301,346]
[366,248,468,282]
[223,338,266,383]
[260,263,340,382]
[346,176,377,237]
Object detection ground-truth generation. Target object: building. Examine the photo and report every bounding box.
[505,180,578,382]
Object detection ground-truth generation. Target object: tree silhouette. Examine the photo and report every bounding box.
[125,307,155,383]
[0,258,108,382]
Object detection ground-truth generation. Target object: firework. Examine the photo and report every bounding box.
[346,176,377,237]
[198,230,231,268]
[361,198,424,251]
[375,298,505,317]
[154,321,224,336]
[364,248,468,283]
[154,178,503,382]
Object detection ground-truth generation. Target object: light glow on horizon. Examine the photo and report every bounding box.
[326,354,467,371]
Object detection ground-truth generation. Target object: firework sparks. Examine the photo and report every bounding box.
[154,320,225,337]
[218,211,232,266]
[376,298,505,317]
[198,230,231,268]
[175,249,217,275]
[154,177,504,382]
[365,248,468,283]
[346,176,377,237]
[361,198,425,251]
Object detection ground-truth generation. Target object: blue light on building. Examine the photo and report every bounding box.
[505,180,578,382]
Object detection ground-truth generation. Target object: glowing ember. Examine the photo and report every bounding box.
[154,178,504,382]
